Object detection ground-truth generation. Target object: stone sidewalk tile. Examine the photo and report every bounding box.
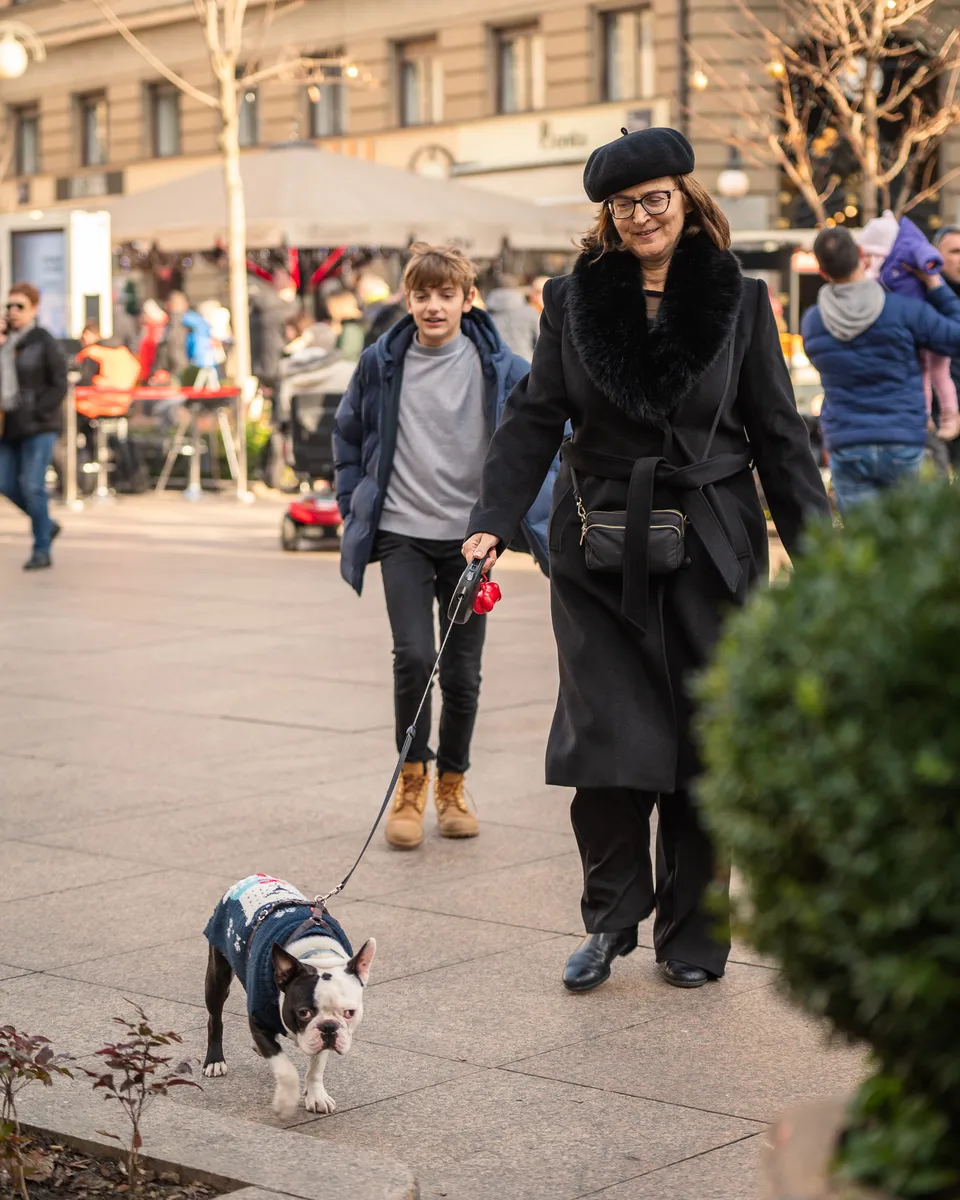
[0,869,238,971]
[48,934,252,1021]
[0,973,207,1055]
[377,851,585,934]
[267,822,576,907]
[0,963,31,981]
[504,983,866,1123]
[7,705,326,771]
[594,1131,768,1198]
[0,839,152,902]
[48,903,551,1009]
[28,789,372,870]
[162,1011,481,1123]
[17,1074,417,1200]
[359,938,776,1068]
[304,1066,765,1199]
[0,755,224,839]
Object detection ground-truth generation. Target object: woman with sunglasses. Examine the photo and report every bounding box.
[463,128,829,994]
[0,282,68,570]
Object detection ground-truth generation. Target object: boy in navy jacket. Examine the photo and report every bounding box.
[333,244,555,850]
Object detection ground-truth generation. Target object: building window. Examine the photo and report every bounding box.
[307,61,345,137]
[149,82,181,158]
[78,92,108,167]
[12,105,39,176]
[602,8,654,102]
[238,86,259,147]
[495,25,544,114]
[398,38,443,127]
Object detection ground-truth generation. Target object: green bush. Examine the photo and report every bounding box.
[696,482,960,1198]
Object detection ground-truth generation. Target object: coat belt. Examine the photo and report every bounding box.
[561,442,753,632]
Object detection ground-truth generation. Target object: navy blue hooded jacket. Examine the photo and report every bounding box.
[333,309,557,595]
[801,284,960,451]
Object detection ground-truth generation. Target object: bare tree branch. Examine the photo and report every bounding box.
[87,0,218,108]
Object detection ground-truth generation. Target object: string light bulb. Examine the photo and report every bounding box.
[690,67,709,91]
[345,64,359,79]
[767,60,786,78]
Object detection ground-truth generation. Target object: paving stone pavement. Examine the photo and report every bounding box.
[0,494,864,1199]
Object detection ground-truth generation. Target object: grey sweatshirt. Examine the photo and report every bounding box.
[817,279,887,342]
[379,333,489,541]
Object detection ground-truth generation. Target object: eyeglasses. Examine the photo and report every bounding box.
[5,302,26,312]
[606,190,673,220]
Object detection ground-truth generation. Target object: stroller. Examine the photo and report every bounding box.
[275,351,357,552]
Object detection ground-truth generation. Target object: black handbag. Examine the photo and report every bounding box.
[569,339,734,577]
[570,469,686,574]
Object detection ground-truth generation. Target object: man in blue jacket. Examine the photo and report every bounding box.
[333,243,555,851]
[802,226,960,512]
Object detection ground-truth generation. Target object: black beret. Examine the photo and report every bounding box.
[583,127,695,203]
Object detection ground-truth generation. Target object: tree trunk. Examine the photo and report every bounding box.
[218,72,251,500]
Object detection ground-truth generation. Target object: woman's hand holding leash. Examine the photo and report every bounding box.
[462,532,499,573]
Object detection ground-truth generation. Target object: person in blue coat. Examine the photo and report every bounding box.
[802,225,960,512]
[333,243,556,851]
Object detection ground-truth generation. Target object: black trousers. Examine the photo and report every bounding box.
[571,786,730,978]
[377,531,487,775]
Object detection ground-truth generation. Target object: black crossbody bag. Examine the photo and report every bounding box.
[569,339,734,576]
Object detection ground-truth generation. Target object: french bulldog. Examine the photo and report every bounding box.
[201,874,375,1118]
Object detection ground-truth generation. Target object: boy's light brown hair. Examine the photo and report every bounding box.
[402,243,477,297]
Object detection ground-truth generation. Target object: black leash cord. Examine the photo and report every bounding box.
[315,602,463,908]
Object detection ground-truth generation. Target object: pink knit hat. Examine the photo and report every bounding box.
[856,210,900,258]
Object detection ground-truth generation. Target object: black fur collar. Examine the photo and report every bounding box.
[565,232,743,424]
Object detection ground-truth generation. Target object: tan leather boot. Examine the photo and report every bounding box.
[435,772,479,839]
[384,762,430,849]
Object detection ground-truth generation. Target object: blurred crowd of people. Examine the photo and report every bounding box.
[91,266,551,403]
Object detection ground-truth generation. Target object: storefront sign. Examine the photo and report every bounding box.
[456,101,668,173]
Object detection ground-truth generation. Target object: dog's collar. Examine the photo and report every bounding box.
[295,944,350,964]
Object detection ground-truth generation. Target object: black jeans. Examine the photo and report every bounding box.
[571,786,730,978]
[376,531,487,775]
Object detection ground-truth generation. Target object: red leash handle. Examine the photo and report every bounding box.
[473,579,502,614]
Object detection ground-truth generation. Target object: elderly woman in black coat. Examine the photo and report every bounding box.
[464,128,830,993]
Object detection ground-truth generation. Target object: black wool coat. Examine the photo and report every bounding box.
[468,232,830,792]
[1,327,68,442]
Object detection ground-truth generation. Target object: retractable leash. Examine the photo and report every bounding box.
[312,557,502,912]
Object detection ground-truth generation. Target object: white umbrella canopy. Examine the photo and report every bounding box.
[101,143,584,255]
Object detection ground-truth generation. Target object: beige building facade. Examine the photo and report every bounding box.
[0,0,958,242]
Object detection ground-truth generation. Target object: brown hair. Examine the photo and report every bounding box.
[578,174,732,256]
[9,281,40,306]
[403,243,477,296]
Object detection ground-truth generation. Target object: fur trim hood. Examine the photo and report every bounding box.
[565,232,743,424]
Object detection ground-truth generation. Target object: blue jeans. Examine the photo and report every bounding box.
[829,443,925,515]
[0,432,58,553]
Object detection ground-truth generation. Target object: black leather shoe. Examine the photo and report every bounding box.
[563,929,638,993]
[50,521,62,543]
[23,551,52,571]
[662,960,717,988]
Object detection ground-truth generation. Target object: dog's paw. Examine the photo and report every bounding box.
[304,1086,336,1115]
[272,1080,300,1120]
[202,1061,227,1078]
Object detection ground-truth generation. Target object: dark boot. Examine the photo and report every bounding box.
[23,551,52,571]
[562,928,638,993]
[661,960,719,989]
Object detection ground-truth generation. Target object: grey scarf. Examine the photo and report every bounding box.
[0,321,34,412]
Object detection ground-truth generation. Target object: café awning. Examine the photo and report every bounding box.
[101,143,584,256]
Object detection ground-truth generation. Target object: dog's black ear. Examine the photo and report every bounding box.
[345,938,376,987]
[272,943,309,990]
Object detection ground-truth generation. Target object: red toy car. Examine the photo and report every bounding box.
[281,492,342,551]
